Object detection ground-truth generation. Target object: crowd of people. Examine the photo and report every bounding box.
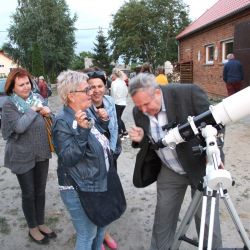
[0,55,244,250]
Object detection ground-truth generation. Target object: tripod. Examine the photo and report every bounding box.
[171,125,250,250]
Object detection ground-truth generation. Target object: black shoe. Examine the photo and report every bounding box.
[28,232,49,244]
[39,230,57,239]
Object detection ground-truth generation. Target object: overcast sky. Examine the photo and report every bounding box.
[0,0,218,54]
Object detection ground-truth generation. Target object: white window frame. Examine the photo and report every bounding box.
[222,39,234,63]
[205,44,214,64]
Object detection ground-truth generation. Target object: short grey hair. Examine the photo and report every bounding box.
[128,73,159,96]
[57,70,89,105]
[227,53,235,60]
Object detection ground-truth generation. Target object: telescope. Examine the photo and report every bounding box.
[161,87,250,250]
[159,86,250,148]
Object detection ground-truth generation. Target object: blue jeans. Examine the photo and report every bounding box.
[60,189,106,250]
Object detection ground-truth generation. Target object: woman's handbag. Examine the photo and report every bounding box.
[68,151,126,227]
[43,116,55,152]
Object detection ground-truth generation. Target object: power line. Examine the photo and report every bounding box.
[0,27,108,33]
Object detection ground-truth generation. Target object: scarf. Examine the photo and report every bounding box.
[9,92,43,113]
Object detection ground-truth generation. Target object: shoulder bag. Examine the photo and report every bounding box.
[68,150,126,227]
[43,115,55,152]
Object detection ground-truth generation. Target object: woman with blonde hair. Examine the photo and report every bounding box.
[53,70,125,250]
[110,68,128,140]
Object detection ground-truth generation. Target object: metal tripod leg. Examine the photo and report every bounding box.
[222,190,250,249]
[198,193,208,250]
[206,191,217,250]
[171,189,203,250]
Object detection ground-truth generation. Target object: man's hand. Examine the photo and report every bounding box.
[128,126,144,142]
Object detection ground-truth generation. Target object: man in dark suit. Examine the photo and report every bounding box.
[128,73,222,250]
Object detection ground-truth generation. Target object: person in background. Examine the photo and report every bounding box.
[52,70,111,250]
[84,67,120,250]
[110,68,129,140]
[121,70,129,86]
[155,66,168,85]
[140,62,153,74]
[223,53,244,96]
[128,73,222,250]
[31,76,41,94]
[38,76,49,105]
[1,68,56,245]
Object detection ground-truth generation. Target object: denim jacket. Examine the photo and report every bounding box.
[88,95,118,152]
[52,106,109,192]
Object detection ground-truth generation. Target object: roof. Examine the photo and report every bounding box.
[176,0,250,40]
[0,50,14,62]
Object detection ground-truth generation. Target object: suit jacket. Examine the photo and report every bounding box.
[133,83,215,187]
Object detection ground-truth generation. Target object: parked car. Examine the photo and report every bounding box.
[0,78,8,128]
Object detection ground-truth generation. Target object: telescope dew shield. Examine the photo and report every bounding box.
[211,86,250,125]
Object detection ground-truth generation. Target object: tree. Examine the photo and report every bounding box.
[92,29,112,74]
[31,42,44,76]
[109,0,190,67]
[70,51,94,70]
[5,0,77,81]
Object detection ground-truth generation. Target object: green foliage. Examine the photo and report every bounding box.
[5,0,77,81]
[31,43,44,76]
[109,0,190,68]
[92,29,112,74]
[70,51,94,70]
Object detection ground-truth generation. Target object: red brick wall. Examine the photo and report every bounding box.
[178,10,250,97]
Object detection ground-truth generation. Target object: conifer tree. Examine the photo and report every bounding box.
[92,29,112,74]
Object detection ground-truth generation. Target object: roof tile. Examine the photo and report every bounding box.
[177,0,250,39]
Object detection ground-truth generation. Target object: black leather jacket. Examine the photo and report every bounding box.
[52,106,109,192]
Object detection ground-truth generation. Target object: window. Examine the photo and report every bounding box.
[205,45,214,64]
[222,40,234,63]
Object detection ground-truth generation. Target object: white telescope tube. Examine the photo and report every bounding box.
[211,86,250,125]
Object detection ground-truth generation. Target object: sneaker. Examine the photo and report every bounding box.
[122,131,129,138]
[119,134,125,141]
[119,135,125,141]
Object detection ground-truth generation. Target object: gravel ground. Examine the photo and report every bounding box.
[0,89,249,250]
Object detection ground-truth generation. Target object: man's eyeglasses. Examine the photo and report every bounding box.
[71,86,93,95]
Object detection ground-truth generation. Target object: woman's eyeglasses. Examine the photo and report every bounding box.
[71,86,93,95]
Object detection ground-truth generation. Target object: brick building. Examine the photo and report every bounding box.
[176,0,250,97]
